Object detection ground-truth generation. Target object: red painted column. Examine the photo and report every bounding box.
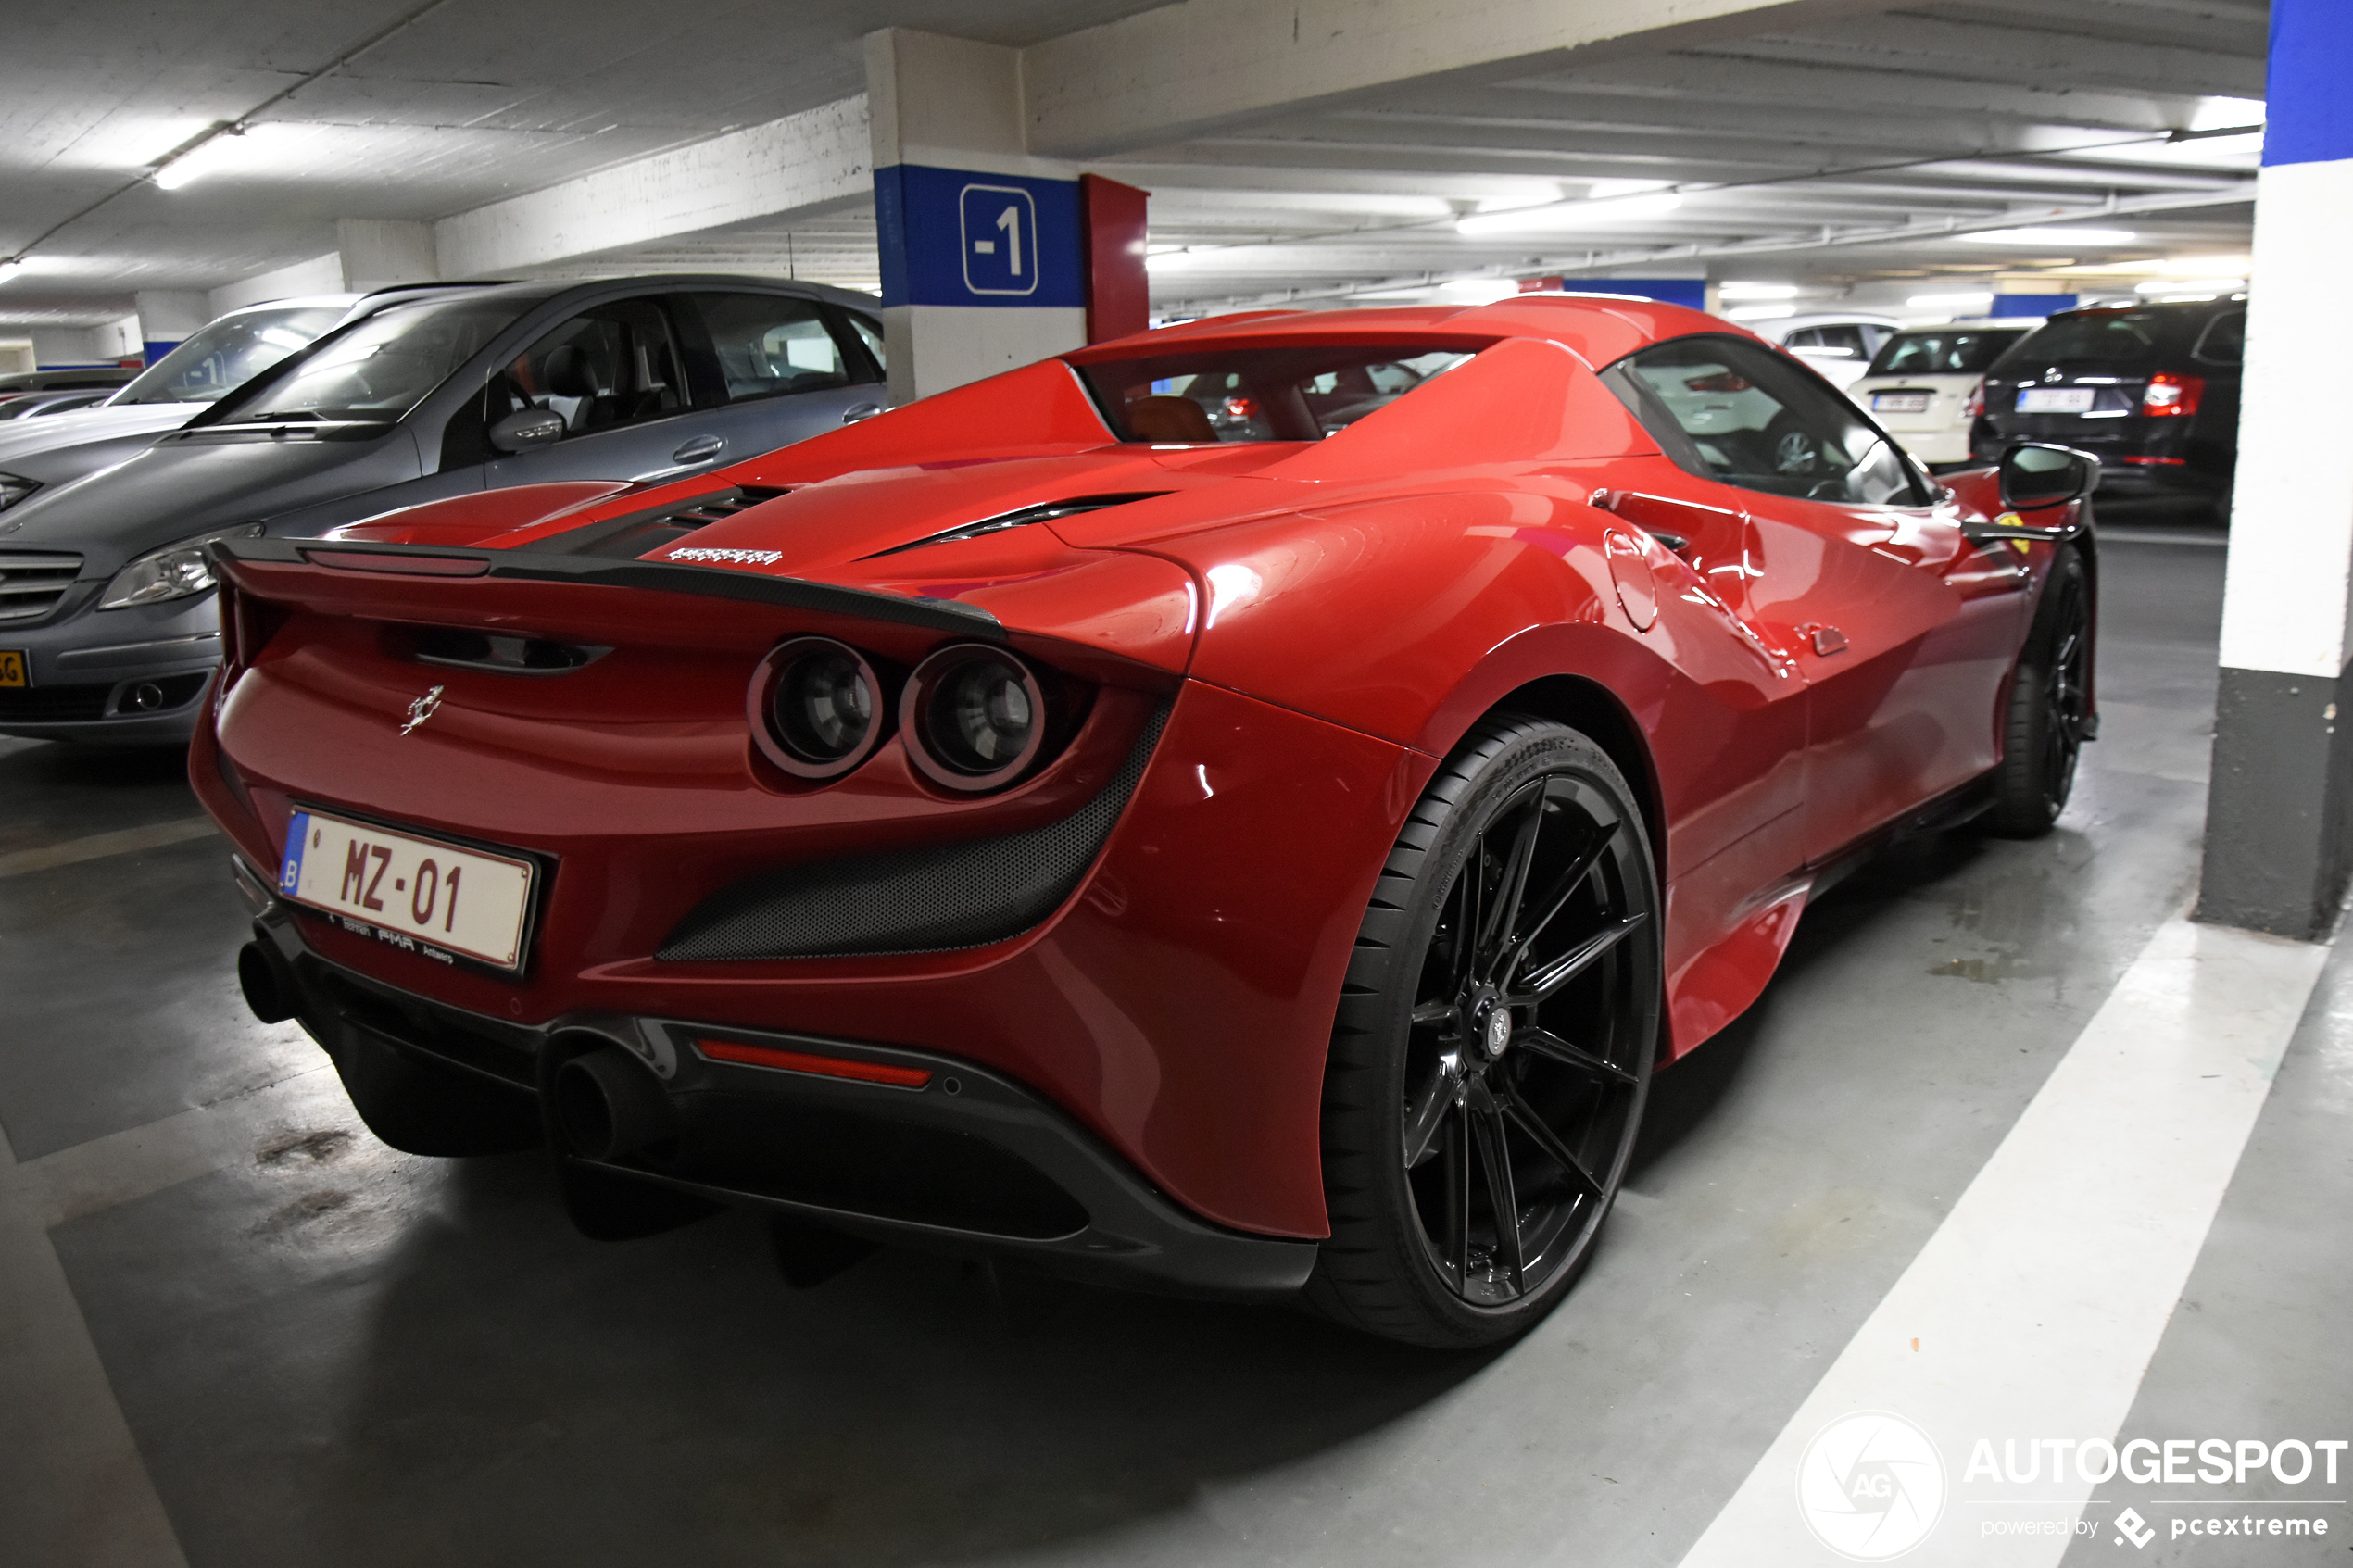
[1080,174,1150,343]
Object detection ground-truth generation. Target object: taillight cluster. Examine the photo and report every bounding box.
[1962,380,1986,420]
[749,637,1069,793]
[2142,372,2205,417]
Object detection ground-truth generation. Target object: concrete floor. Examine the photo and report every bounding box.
[2,521,2343,1567]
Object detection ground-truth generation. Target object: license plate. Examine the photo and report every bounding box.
[1870,392,1931,414]
[279,809,536,970]
[0,650,23,687]
[2017,387,2095,414]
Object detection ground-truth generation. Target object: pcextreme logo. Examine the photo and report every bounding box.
[1796,1411,1947,1560]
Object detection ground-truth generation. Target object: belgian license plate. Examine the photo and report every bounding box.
[1870,392,1931,414]
[279,809,535,970]
[2017,387,2095,414]
[0,650,24,687]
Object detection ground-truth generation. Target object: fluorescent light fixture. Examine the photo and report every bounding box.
[1437,278,1521,303]
[1908,290,1995,308]
[1718,282,1799,301]
[151,122,301,190]
[0,260,20,286]
[1725,303,1796,322]
[1956,227,2138,246]
[1456,190,1682,236]
[2136,276,2243,295]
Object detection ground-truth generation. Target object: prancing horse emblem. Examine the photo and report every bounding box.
[400,685,444,736]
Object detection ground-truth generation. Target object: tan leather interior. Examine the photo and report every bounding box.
[1124,394,1217,443]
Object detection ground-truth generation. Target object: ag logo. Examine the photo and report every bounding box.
[1795,1410,1946,1560]
[399,684,444,736]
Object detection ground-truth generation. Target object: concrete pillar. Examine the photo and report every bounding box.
[334,219,438,292]
[132,289,210,364]
[2198,0,2353,937]
[863,30,1149,401]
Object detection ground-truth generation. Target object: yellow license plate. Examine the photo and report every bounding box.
[0,651,25,688]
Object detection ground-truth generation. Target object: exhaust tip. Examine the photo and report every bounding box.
[236,940,297,1024]
[555,1046,677,1161]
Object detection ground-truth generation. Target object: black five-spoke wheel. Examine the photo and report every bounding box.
[1308,717,1662,1346]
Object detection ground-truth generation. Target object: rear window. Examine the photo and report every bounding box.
[1867,329,2025,379]
[1075,344,1478,442]
[1997,311,2167,370]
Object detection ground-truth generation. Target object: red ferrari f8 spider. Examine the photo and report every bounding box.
[194,297,2096,1346]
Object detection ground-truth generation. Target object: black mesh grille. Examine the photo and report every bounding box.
[0,682,111,722]
[660,702,1171,961]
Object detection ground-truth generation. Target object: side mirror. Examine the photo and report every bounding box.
[488,408,565,455]
[1999,443,2097,510]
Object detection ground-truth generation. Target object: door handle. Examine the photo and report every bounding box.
[842,403,886,425]
[672,434,724,464]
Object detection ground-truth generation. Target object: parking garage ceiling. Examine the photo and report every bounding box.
[0,0,2266,329]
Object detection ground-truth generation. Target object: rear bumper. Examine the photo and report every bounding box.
[245,893,1319,1301]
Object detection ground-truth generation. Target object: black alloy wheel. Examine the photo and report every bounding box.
[1307,717,1662,1348]
[1989,546,2092,836]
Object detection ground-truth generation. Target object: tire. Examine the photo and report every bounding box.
[1304,716,1663,1348]
[1987,547,2092,837]
[322,1024,543,1157]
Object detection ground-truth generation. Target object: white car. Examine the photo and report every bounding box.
[0,292,409,519]
[1848,320,2039,467]
[1753,313,1903,391]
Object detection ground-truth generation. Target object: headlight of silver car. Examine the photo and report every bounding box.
[98,524,264,609]
[0,473,36,509]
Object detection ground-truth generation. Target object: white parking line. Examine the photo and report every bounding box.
[1675,915,2330,1567]
[0,818,218,880]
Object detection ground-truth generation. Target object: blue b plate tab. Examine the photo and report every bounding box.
[280,810,311,896]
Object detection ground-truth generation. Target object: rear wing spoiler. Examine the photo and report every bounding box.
[212,537,1004,640]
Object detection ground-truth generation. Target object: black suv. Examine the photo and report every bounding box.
[1973,297,2245,502]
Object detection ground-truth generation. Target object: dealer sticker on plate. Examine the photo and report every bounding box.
[279,809,535,969]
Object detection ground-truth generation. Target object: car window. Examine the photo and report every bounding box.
[114,306,346,406]
[2001,311,2163,369]
[486,297,686,438]
[230,298,523,424]
[687,293,855,403]
[2193,311,2246,365]
[1075,345,1478,442]
[843,312,886,373]
[1609,335,1924,506]
[1790,325,1866,361]
[1868,330,2023,378]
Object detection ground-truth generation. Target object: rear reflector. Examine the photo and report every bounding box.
[695,1037,933,1088]
[301,549,490,577]
[2120,456,2188,466]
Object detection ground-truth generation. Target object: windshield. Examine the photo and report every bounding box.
[1867,329,2025,379]
[1076,344,1479,442]
[225,297,523,424]
[113,305,348,405]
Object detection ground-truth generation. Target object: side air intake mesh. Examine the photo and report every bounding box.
[659,703,1171,961]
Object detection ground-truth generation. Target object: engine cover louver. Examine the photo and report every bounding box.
[859,493,1169,560]
[530,485,793,559]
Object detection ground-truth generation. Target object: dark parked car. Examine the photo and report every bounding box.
[0,274,886,741]
[1974,297,2245,503]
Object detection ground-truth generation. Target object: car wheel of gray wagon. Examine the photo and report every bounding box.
[324,1025,543,1157]
[1305,716,1662,1348]
[1987,547,2092,838]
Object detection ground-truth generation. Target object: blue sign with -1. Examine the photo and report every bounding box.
[876,165,1085,309]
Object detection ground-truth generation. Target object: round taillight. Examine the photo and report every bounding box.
[901,644,1047,792]
[749,637,885,779]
